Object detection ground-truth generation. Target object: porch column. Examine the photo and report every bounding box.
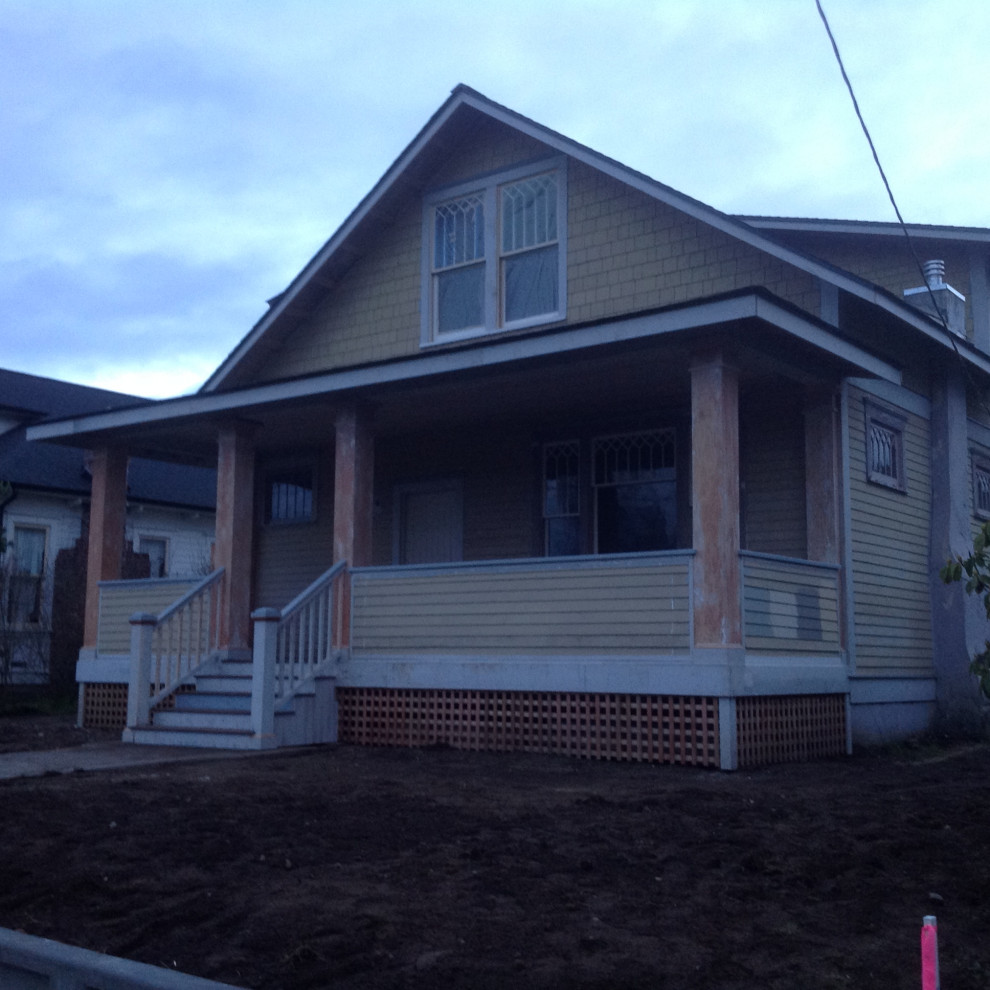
[333,405,374,647]
[690,350,742,647]
[215,423,256,656]
[804,387,841,564]
[82,446,129,650]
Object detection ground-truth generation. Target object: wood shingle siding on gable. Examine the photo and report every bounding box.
[565,163,820,327]
[350,556,692,656]
[246,133,826,388]
[97,580,198,655]
[847,387,933,675]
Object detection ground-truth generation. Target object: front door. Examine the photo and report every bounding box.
[395,481,463,564]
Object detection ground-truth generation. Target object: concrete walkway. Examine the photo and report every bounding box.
[0,741,265,780]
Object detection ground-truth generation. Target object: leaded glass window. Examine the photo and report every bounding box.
[544,440,580,556]
[864,401,906,492]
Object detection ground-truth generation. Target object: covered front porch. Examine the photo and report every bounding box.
[57,293,896,767]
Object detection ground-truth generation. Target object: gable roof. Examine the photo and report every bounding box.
[203,84,990,392]
[0,368,215,510]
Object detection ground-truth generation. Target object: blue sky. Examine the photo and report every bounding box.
[3,0,989,398]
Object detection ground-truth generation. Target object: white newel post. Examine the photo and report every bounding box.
[127,613,156,728]
[251,608,280,742]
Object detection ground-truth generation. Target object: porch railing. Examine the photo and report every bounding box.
[274,560,347,698]
[349,551,695,656]
[126,568,225,727]
[249,561,348,741]
[740,552,841,654]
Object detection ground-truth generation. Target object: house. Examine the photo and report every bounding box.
[1,368,216,697]
[25,86,990,767]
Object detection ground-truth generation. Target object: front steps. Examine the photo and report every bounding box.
[122,658,337,750]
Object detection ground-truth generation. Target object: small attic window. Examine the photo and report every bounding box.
[423,158,566,344]
[864,400,906,493]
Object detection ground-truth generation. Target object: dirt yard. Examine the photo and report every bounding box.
[0,713,988,990]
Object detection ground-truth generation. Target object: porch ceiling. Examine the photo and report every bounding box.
[27,290,897,463]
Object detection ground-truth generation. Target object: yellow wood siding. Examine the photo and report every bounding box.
[97,580,197,655]
[740,397,807,557]
[847,387,933,675]
[742,555,840,655]
[253,451,336,609]
[351,558,691,655]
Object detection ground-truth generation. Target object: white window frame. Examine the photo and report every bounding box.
[864,400,907,493]
[137,534,169,578]
[263,461,317,526]
[4,523,49,628]
[973,452,990,520]
[421,157,567,346]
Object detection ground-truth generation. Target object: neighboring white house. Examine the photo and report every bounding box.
[1,368,216,687]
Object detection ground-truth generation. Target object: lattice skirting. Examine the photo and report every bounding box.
[81,683,129,729]
[336,688,720,767]
[736,694,847,767]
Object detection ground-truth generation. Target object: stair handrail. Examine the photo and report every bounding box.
[148,568,226,709]
[127,568,226,729]
[273,561,347,699]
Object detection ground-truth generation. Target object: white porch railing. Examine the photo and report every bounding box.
[250,561,347,740]
[126,568,225,728]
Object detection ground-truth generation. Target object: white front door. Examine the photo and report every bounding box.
[395,482,463,564]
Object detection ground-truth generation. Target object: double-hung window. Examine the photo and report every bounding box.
[425,159,566,343]
[6,525,47,625]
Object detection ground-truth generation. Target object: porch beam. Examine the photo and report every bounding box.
[215,423,256,655]
[690,350,742,647]
[82,446,128,649]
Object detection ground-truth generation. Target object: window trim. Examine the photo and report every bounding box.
[421,157,567,346]
[137,534,170,578]
[973,451,990,520]
[5,523,49,627]
[263,462,317,526]
[864,400,907,493]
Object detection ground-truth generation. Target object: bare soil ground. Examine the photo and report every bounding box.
[0,713,988,990]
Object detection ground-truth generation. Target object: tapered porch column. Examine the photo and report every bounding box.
[333,405,374,647]
[82,447,129,650]
[215,423,256,656]
[690,351,742,647]
[804,387,841,565]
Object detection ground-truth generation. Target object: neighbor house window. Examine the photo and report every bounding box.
[974,455,990,519]
[6,525,47,625]
[424,159,566,343]
[265,466,315,523]
[138,536,168,578]
[864,401,906,492]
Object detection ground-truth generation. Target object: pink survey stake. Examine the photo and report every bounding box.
[921,915,940,990]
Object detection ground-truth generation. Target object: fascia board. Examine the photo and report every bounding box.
[29,294,899,445]
[739,216,990,243]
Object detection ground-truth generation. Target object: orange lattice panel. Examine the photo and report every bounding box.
[736,694,846,768]
[336,688,719,766]
[82,683,129,729]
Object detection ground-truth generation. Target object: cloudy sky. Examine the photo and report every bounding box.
[3,0,989,399]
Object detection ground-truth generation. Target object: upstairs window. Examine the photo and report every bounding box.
[425,159,566,343]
